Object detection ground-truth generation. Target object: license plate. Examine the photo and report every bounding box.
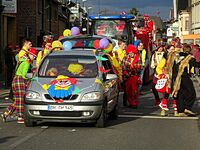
[48,105,74,111]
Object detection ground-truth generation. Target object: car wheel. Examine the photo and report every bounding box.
[95,103,107,128]
[24,112,36,127]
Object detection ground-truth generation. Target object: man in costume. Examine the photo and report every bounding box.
[172,44,200,116]
[121,44,142,108]
[1,48,38,123]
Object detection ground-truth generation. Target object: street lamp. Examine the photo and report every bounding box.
[87,6,92,16]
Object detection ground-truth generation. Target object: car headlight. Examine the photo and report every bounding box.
[25,91,41,99]
[81,92,101,101]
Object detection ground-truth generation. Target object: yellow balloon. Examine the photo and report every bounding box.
[52,40,62,49]
[63,29,71,36]
[104,43,113,53]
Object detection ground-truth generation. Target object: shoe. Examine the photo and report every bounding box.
[1,114,7,122]
[17,117,24,124]
[184,109,196,116]
[159,102,169,111]
[177,113,188,117]
[174,110,179,117]
[160,109,166,116]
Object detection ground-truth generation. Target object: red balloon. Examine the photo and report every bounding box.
[93,40,100,49]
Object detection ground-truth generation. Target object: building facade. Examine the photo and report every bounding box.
[190,0,200,34]
[0,0,71,81]
[178,10,190,37]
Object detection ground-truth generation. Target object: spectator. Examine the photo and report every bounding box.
[4,42,15,87]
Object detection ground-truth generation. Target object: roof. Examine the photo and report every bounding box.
[89,14,135,20]
[149,16,166,30]
[49,50,97,57]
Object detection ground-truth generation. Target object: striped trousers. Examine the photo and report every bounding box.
[4,76,27,118]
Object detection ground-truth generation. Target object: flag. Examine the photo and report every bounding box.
[156,10,160,15]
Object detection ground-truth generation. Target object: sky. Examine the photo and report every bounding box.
[75,0,173,20]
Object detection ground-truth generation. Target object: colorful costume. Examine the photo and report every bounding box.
[172,52,200,116]
[2,48,38,123]
[150,50,165,105]
[122,44,142,108]
[156,50,180,116]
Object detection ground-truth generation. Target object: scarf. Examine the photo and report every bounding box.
[171,54,193,97]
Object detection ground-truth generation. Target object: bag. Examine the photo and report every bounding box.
[155,74,168,93]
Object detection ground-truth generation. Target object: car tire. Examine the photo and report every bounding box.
[95,103,107,128]
[24,112,36,127]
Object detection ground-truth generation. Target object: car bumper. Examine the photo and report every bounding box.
[24,101,103,123]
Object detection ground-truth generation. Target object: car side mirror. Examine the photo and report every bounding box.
[106,74,118,80]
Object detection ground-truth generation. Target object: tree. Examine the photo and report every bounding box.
[129,8,139,16]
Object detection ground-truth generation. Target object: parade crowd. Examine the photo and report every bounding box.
[1,27,200,124]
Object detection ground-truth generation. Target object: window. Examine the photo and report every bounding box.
[94,20,127,37]
[38,55,98,78]
[185,17,189,31]
[183,39,194,44]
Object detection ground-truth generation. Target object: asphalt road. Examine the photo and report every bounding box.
[0,78,200,150]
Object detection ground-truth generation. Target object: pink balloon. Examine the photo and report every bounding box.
[71,27,80,36]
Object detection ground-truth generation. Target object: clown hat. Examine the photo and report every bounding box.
[56,75,69,80]
[126,44,137,54]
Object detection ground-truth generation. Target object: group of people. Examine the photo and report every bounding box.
[2,38,38,123]
[114,37,200,117]
[1,33,200,124]
[1,35,64,123]
[114,39,146,108]
[150,40,200,117]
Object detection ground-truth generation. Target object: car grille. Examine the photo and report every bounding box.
[44,94,78,101]
[39,111,82,117]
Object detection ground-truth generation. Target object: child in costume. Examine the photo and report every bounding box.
[36,35,54,68]
[156,45,180,116]
[150,45,165,106]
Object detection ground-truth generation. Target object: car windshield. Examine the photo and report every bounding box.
[38,55,98,78]
[94,20,127,37]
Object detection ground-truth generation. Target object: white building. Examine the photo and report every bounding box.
[190,0,200,34]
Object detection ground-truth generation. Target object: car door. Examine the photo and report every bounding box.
[101,56,119,112]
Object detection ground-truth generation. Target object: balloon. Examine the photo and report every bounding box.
[71,27,80,36]
[63,41,72,51]
[99,38,109,49]
[88,41,94,47]
[93,39,100,49]
[103,43,113,53]
[63,29,71,36]
[58,35,64,40]
[52,40,62,49]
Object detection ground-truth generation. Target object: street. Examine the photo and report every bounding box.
[0,77,200,150]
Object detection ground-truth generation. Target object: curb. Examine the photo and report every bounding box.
[0,103,12,107]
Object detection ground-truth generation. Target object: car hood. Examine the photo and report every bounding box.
[28,77,103,94]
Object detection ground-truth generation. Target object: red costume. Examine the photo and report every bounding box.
[122,44,142,108]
